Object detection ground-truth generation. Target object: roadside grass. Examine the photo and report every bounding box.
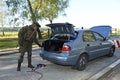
[0,31,119,50]
[110,33,120,37]
[0,32,48,49]
[0,38,18,49]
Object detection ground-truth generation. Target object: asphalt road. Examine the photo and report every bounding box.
[0,48,120,80]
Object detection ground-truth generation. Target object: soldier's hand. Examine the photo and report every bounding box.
[38,44,42,47]
[20,43,23,46]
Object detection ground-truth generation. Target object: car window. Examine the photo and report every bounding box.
[93,32,104,41]
[51,33,77,40]
[83,31,95,42]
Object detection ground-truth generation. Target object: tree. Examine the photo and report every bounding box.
[0,0,7,36]
[32,0,69,24]
[43,0,68,24]
[6,0,42,38]
[5,0,30,25]
[27,0,36,23]
[5,0,69,24]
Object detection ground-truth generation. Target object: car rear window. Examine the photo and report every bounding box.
[51,32,78,41]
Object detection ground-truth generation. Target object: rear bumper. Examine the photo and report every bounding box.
[40,50,78,65]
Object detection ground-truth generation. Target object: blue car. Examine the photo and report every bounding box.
[40,23,115,71]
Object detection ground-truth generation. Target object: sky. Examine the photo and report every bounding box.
[1,0,120,29]
[42,0,120,29]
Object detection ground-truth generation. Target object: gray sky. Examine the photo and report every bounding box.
[1,0,120,28]
[45,0,120,28]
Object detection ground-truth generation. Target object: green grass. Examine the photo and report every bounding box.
[0,38,18,49]
[0,31,48,49]
[0,32,18,49]
[110,33,120,37]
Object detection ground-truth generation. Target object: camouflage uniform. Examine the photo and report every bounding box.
[17,25,41,71]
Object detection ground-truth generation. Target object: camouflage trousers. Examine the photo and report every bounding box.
[18,42,32,65]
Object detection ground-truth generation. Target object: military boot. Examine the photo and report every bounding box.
[17,62,21,71]
[28,58,34,68]
[28,64,34,68]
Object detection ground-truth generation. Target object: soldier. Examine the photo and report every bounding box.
[17,22,41,71]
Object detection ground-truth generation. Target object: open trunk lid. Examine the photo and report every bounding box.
[46,23,76,36]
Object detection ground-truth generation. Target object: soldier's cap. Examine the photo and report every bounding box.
[33,22,41,27]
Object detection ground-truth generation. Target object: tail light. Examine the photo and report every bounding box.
[61,45,71,51]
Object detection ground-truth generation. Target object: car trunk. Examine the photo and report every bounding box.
[42,40,69,53]
[42,23,76,53]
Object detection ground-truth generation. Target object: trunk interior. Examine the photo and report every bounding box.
[42,40,69,53]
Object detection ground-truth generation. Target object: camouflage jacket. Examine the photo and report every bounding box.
[18,25,40,46]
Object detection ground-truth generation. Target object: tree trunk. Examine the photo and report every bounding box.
[27,0,36,23]
[2,24,5,36]
[49,19,53,24]
[2,30,5,36]
[27,0,42,39]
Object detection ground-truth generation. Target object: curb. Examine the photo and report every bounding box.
[0,50,18,56]
[0,47,40,56]
[0,48,19,52]
[88,59,120,80]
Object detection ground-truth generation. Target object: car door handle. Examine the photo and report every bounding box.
[100,43,102,45]
[87,44,90,46]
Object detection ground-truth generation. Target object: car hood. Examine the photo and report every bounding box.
[90,25,112,38]
[46,23,75,35]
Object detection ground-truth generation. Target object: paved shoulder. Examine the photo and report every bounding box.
[0,47,39,56]
[98,63,120,80]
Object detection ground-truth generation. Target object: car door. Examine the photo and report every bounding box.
[83,31,101,59]
[93,32,111,56]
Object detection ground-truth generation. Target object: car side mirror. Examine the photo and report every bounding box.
[103,37,107,41]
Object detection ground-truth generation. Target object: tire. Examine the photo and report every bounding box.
[107,47,114,57]
[75,54,88,71]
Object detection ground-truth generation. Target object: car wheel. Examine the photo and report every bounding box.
[107,47,114,57]
[76,54,88,71]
